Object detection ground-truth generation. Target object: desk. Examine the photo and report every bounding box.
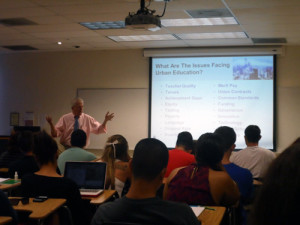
[0,217,12,225]
[198,206,226,225]
[0,168,9,173]
[0,179,21,191]
[253,179,263,185]
[83,190,117,205]
[11,198,66,220]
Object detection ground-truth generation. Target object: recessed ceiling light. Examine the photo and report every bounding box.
[80,21,125,30]
[177,32,247,40]
[161,17,238,27]
[57,41,62,45]
[108,34,177,42]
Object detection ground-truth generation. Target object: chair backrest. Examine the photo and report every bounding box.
[58,205,74,225]
[221,207,238,225]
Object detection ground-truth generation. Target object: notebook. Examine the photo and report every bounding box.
[64,161,107,197]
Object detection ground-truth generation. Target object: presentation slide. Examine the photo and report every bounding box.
[150,56,274,149]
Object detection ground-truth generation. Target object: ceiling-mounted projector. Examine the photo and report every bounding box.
[125,14,161,30]
[125,0,166,31]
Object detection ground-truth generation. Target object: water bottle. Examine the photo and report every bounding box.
[14,171,18,180]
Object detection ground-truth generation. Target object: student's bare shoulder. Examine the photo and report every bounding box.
[209,169,232,183]
[165,166,186,184]
[115,161,129,171]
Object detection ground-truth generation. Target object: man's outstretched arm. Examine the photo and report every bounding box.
[46,116,58,137]
[101,111,114,127]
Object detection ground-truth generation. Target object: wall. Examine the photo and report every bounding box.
[276,46,300,151]
[0,47,299,152]
[0,49,148,151]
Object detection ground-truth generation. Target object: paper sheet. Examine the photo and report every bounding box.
[191,206,205,217]
[0,178,9,183]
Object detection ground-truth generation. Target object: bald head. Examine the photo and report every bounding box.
[71,97,84,117]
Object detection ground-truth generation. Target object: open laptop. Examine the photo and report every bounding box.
[64,161,107,197]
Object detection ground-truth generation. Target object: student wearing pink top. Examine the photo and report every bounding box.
[46,97,114,148]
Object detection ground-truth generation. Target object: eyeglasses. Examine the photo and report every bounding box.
[9,197,29,206]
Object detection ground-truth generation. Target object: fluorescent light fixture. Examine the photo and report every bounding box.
[161,17,237,27]
[108,34,176,42]
[80,21,125,30]
[177,32,247,40]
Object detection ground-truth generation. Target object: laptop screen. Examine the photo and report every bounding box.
[64,161,106,189]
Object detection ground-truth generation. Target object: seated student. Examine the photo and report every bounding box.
[8,131,39,179]
[21,131,89,225]
[91,138,200,225]
[164,133,240,207]
[57,129,97,174]
[214,126,253,225]
[230,125,276,180]
[0,189,18,225]
[96,134,131,197]
[165,131,196,178]
[214,126,253,202]
[0,132,24,169]
[250,143,300,225]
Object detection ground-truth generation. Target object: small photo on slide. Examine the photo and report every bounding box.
[232,57,273,80]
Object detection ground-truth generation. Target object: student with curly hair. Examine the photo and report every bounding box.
[164,133,240,207]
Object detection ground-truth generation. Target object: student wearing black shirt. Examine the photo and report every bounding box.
[21,131,89,225]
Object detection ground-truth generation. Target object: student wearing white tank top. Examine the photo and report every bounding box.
[96,135,131,197]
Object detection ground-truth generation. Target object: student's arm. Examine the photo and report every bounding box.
[209,170,240,206]
[221,174,240,206]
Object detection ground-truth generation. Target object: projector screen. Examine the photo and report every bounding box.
[150,55,275,150]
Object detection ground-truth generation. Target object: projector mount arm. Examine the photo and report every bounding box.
[130,0,168,17]
[136,0,156,16]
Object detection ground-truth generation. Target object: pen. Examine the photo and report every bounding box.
[204,207,216,211]
[190,205,216,211]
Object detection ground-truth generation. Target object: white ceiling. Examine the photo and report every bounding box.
[0,0,299,53]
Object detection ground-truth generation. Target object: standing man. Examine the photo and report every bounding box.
[46,97,114,148]
[230,125,276,180]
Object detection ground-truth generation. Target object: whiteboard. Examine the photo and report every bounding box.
[78,88,149,150]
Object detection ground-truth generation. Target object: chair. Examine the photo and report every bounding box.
[57,205,74,225]
[221,207,240,225]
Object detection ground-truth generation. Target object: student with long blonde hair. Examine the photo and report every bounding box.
[97,135,131,197]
